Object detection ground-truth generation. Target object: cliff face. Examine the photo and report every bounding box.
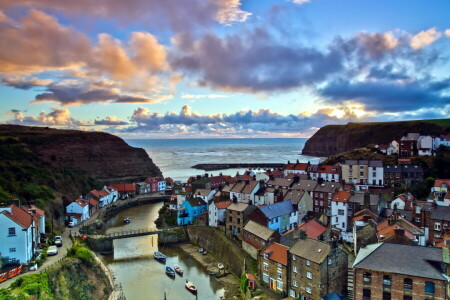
[302,120,449,157]
[0,125,161,183]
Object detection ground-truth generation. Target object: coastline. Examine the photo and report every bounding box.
[177,243,240,299]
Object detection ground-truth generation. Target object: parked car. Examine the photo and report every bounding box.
[54,236,63,247]
[47,246,58,256]
[68,221,75,227]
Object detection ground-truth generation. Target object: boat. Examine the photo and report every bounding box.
[123,217,131,224]
[165,266,176,277]
[209,271,217,276]
[198,247,204,253]
[202,250,207,255]
[153,251,166,262]
[217,263,224,269]
[185,279,197,294]
[174,265,184,276]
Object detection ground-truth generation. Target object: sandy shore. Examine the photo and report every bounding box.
[178,243,240,299]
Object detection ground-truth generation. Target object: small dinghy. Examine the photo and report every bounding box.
[123,217,131,224]
[198,247,204,253]
[174,265,184,276]
[153,251,166,262]
[202,250,207,255]
[166,266,175,278]
[185,279,197,294]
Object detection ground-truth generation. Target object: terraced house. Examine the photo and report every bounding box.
[260,242,289,296]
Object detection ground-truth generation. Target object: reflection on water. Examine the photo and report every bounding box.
[101,203,225,300]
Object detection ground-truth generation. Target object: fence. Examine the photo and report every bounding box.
[0,265,22,283]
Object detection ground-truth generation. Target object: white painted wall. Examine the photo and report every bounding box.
[0,215,34,263]
[331,201,348,232]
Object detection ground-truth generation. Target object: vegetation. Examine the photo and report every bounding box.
[0,273,53,300]
[323,147,398,166]
[155,203,177,228]
[239,273,249,296]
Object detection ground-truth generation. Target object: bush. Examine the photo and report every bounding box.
[67,246,96,266]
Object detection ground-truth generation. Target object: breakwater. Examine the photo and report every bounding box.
[192,163,285,171]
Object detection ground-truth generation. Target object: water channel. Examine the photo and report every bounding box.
[100,203,225,300]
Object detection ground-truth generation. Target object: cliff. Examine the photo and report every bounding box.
[302,119,449,157]
[0,125,161,183]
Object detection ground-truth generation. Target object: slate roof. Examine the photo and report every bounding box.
[244,220,276,240]
[259,200,295,219]
[266,178,293,188]
[263,242,289,266]
[284,190,306,205]
[353,243,446,280]
[369,160,383,167]
[195,189,212,196]
[230,181,246,193]
[314,182,340,193]
[402,165,423,173]
[289,238,331,264]
[292,180,317,192]
[348,192,379,206]
[430,206,450,222]
[242,181,258,194]
[186,197,207,207]
[221,183,235,193]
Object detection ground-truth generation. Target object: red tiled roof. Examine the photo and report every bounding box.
[435,179,450,188]
[318,165,340,174]
[26,205,45,217]
[298,220,327,239]
[293,163,308,171]
[146,177,165,183]
[246,273,257,281]
[109,183,136,192]
[66,213,82,219]
[285,163,297,170]
[1,204,33,229]
[88,198,99,207]
[165,177,174,182]
[75,199,88,207]
[332,191,351,203]
[215,200,232,209]
[263,242,289,266]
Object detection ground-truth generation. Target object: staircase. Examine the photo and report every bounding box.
[347,268,354,300]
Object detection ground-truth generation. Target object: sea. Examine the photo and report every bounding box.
[126,138,323,182]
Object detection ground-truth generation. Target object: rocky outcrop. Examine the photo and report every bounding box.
[0,125,162,183]
[302,120,449,157]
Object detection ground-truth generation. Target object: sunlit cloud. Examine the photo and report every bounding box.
[409,27,442,50]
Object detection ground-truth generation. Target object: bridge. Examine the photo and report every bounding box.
[87,227,180,240]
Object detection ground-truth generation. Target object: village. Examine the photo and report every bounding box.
[1,132,450,300]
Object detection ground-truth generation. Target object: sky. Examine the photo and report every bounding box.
[0,0,449,138]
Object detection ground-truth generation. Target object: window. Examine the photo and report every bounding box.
[306,287,312,294]
[306,271,312,279]
[306,260,310,266]
[276,280,283,291]
[237,218,240,224]
[425,281,435,294]
[362,289,371,300]
[383,275,391,287]
[314,200,318,205]
[293,280,298,287]
[290,289,296,297]
[8,227,15,236]
[415,217,421,222]
[363,272,371,284]
[403,278,412,290]
[435,222,441,231]
[292,254,296,261]
[9,248,16,253]
[338,209,345,215]
[327,257,332,265]
[293,266,298,273]
[382,292,391,300]
[403,296,412,300]
[263,273,269,283]
[277,263,282,269]
[444,223,448,229]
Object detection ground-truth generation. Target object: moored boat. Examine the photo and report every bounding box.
[165,266,175,277]
[123,217,131,224]
[185,279,197,294]
[153,251,166,262]
[174,265,183,276]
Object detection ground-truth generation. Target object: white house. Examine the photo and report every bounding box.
[230,181,246,202]
[331,191,351,233]
[434,136,450,150]
[208,200,232,227]
[390,193,414,210]
[390,140,399,154]
[368,160,384,186]
[89,186,119,208]
[417,135,433,156]
[317,165,341,182]
[241,180,260,204]
[193,189,216,202]
[66,199,89,225]
[0,205,36,264]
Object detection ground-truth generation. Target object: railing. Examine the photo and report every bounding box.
[88,227,178,240]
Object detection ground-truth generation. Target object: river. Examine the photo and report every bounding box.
[100,203,225,300]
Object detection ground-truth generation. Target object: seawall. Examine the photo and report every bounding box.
[192,163,285,171]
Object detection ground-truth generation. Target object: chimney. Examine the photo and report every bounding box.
[299,230,307,239]
[245,180,250,185]
[362,215,370,223]
[293,226,300,239]
[364,193,370,209]
[331,240,338,249]
[293,175,300,183]
[204,173,209,178]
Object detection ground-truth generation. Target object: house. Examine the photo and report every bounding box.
[266,178,294,190]
[0,205,36,264]
[109,183,136,198]
[312,181,341,215]
[242,220,279,259]
[165,177,174,188]
[389,140,399,154]
[254,187,270,206]
[281,220,327,247]
[283,189,313,222]
[434,135,450,149]
[23,205,45,236]
[353,243,449,300]
[431,179,450,198]
[208,199,231,227]
[428,206,450,245]
[342,160,383,187]
[136,182,151,194]
[209,175,229,188]
[307,164,320,180]
[260,242,289,295]
[87,186,119,207]
[288,238,348,299]
[66,199,89,225]
[417,135,434,156]
[241,180,260,204]
[177,197,207,226]
[390,193,415,210]
[331,191,351,233]
[379,144,389,154]
[399,133,420,157]
[348,191,386,216]
[401,165,424,186]
[250,200,298,233]
[225,203,256,239]
[318,165,341,182]
[368,160,384,186]
[376,215,425,245]
[169,194,178,211]
[87,198,100,215]
[291,180,318,198]
[146,177,166,192]
[193,188,215,202]
[383,165,403,187]
[230,181,246,203]
[352,209,379,255]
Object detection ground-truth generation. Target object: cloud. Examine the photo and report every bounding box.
[291,0,310,5]
[409,27,442,50]
[6,108,91,127]
[170,30,343,92]
[0,9,91,74]
[319,78,450,112]
[0,0,250,30]
[181,93,229,99]
[1,76,53,90]
[355,31,399,58]
[445,29,450,38]
[94,116,128,126]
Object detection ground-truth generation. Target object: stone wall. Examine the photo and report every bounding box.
[187,226,253,278]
